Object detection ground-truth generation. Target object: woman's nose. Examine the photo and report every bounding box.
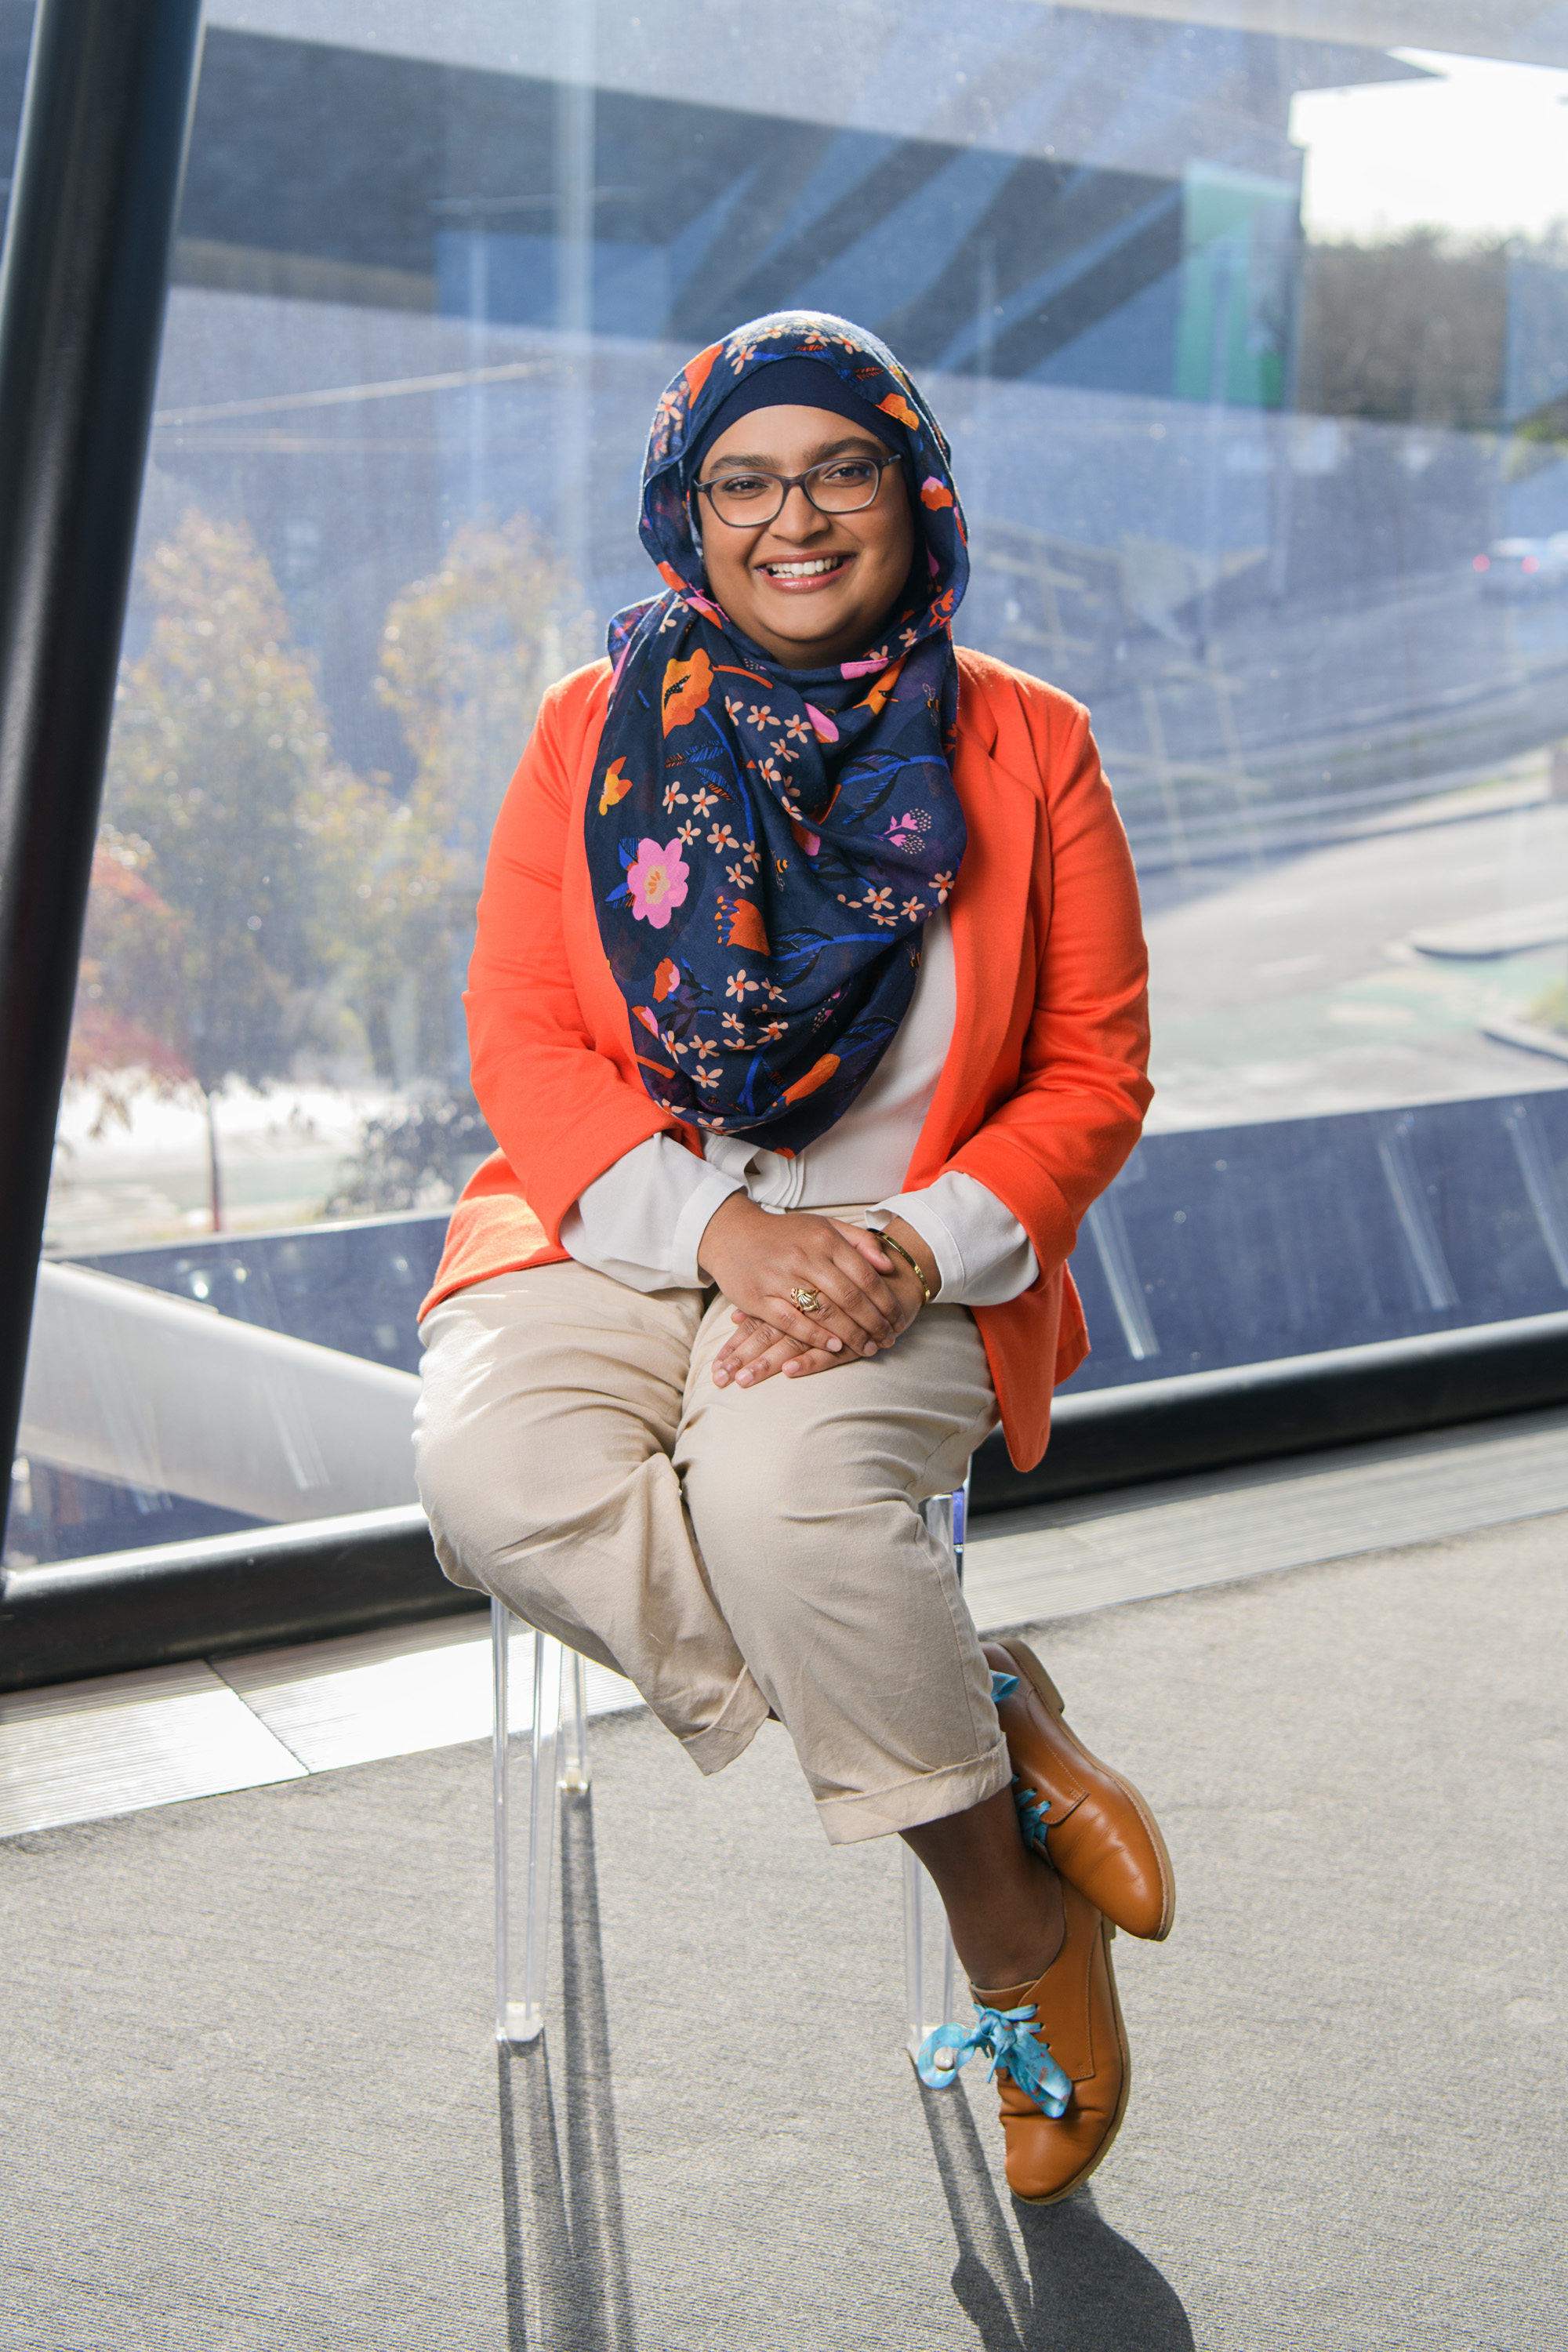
[768,483,829,541]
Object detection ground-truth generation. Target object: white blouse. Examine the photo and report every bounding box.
[561,910,1040,1306]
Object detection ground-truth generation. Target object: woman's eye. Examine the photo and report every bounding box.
[824,461,877,483]
[717,474,768,498]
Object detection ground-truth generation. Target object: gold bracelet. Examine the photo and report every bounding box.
[878,1229,934,1305]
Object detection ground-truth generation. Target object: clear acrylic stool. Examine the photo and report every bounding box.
[492,1472,970,2052]
[492,1608,592,2045]
[902,1475,968,2056]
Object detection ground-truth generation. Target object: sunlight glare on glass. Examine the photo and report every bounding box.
[1290,49,1568,245]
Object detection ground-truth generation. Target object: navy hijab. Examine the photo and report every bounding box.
[586,310,970,1153]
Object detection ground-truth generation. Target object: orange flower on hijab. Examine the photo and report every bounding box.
[598,760,635,815]
[662,648,714,734]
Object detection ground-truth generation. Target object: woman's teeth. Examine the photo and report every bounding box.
[765,557,844,577]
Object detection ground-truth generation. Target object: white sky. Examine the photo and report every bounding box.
[1290,49,1568,245]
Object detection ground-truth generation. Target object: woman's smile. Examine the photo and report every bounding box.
[757,550,854,591]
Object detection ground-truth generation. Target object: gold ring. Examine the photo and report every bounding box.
[789,1283,823,1315]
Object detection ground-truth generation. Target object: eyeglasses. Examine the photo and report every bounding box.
[692,452,902,529]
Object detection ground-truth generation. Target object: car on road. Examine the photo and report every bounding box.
[1473,534,1568,595]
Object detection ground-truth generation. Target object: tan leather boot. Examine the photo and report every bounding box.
[985,1638,1175,1942]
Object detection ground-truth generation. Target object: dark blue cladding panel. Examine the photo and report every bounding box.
[1061,1087,1568,1390]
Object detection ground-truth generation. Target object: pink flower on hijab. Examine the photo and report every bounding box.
[626,837,690,927]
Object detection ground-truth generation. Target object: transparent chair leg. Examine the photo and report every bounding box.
[902,1483,967,2058]
[902,1842,927,2057]
[902,1846,960,2057]
[493,1602,566,2046]
[560,1650,591,1793]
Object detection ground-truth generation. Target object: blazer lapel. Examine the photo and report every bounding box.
[906,660,1041,1185]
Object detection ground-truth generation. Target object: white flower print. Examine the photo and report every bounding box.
[724,970,760,1000]
[746,704,775,729]
[760,1018,787,1042]
[662,781,688,812]
[743,840,761,872]
[783,713,810,743]
[708,822,738,852]
[677,820,699,844]
[726,862,752,891]
[691,786,720,816]
[901,896,925,924]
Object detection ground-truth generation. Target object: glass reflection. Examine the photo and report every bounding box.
[10,2,1568,1564]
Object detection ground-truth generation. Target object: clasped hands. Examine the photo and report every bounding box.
[697,1192,941,1389]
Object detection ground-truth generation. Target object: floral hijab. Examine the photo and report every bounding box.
[586,310,970,1153]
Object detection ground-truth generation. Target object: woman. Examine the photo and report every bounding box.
[415,310,1172,2205]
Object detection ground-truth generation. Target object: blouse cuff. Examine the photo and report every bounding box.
[872,1171,1040,1308]
[562,1133,741,1294]
[673,1167,747,1286]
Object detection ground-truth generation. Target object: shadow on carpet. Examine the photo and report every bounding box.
[920,2071,1193,2351]
[498,1788,637,2351]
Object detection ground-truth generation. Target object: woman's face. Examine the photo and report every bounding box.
[694,403,916,669]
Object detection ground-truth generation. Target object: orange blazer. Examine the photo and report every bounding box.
[422,644,1152,1470]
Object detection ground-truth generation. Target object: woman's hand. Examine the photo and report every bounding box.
[697,1196,904,1381]
[706,1211,939,1388]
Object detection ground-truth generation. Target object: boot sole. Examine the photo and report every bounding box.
[997,1636,1177,1943]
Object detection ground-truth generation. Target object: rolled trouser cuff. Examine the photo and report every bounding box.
[813,1736,1012,1846]
[676,1661,772,1776]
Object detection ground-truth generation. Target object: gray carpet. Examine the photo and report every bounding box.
[4,1513,1566,2350]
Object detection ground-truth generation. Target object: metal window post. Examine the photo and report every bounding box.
[0,0,205,1541]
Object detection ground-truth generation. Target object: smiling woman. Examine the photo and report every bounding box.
[412,309,1168,2208]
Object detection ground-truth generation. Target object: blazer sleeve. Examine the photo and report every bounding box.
[464,670,687,1241]
[945,691,1152,1281]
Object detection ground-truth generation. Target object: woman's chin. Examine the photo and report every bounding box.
[744,595,878,665]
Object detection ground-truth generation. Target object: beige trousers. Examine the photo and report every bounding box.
[414,1257,1010,1844]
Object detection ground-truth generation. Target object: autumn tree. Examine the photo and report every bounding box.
[74,509,425,1225]
[372,508,588,1081]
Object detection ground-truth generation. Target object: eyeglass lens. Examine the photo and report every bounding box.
[703,456,891,527]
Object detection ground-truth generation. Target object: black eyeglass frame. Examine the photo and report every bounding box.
[691,450,903,529]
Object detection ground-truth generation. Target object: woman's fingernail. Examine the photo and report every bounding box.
[827,1336,842,1352]
[713,1367,728,1385]
[864,1343,878,1356]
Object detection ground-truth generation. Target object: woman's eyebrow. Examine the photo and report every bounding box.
[704,434,891,470]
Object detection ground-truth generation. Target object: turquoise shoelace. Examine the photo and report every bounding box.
[916,2005,1073,2116]
[989,1670,1051,1854]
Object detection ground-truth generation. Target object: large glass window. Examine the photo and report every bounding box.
[12,2,1568,1563]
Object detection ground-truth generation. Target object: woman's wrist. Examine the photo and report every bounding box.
[695,1186,762,1283]
[879,1214,941,1304]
